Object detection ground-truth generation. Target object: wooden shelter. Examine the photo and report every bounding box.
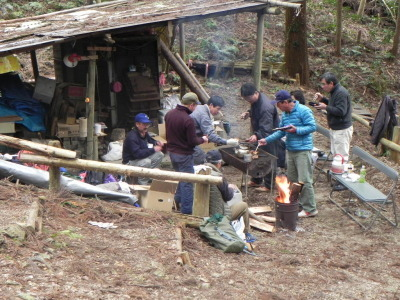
[0,0,299,159]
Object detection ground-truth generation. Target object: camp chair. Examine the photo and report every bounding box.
[313,124,332,185]
[329,146,398,230]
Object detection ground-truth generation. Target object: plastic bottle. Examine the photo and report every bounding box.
[359,165,366,183]
[347,161,354,174]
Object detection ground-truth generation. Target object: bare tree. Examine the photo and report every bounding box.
[335,0,343,56]
[284,1,309,85]
[357,0,367,16]
[390,0,400,58]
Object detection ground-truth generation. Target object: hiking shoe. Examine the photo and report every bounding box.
[255,186,270,193]
[248,181,261,187]
[298,210,318,218]
[245,232,257,243]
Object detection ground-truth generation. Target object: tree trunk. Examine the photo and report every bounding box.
[335,0,343,56]
[284,1,310,85]
[390,0,400,58]
[357,0,367,16]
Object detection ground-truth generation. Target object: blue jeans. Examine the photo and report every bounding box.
[169,152,195,214]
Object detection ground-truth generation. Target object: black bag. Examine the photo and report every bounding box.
[84,171,105,185]
[200,214,245,253]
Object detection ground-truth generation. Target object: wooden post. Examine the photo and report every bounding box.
[86,50,97,160]
[179,22,186,99]
[192,168,211,217]
[19,153,223,185]
[48,140,61,191]
[254,9,266,90]
[160,40,209,103]
[0,134,76,158]
[390,126,400,163]
[30,50,39,80]
[107,53,118,127]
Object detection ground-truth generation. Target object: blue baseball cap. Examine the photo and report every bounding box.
[134,113,152,123]
[272,90,291,104]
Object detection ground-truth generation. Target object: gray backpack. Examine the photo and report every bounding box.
[200,214,245,253]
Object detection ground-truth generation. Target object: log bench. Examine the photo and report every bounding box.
[328,146,398,230]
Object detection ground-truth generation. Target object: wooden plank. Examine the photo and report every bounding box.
[249,205,272,214]
[192,168,211,217]
[260,215,276,223]
[0,115,23,122]
[249,219,274,232]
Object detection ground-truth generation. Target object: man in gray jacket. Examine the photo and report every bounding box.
[191,95,239,164]
[314,72,353,162]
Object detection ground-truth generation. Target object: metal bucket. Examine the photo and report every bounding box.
[275,201,299,231]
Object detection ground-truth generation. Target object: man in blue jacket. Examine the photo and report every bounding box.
[259,90,318,218]
[122,113,164,185]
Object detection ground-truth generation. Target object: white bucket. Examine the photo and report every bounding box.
[94,123,102,135]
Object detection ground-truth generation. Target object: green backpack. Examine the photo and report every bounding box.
[199,214,245,253]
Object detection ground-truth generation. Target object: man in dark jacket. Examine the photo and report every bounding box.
[165,92,208,214]
[240,83,279,192]
[314,72,353,161]
[122,113,164,185]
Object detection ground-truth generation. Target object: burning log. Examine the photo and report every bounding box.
[289,182,304,203]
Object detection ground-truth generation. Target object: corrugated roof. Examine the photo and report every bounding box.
[0,0,268,56]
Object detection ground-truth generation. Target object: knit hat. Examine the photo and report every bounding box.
[206,150,222,164]
[181,92,201,105]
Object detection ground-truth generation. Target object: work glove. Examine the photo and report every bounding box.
[226,138,239,146]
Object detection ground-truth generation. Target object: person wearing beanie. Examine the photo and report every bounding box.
[165,92,208,214]
[205,150,256,243]
[190,95,239,165]
[122,113,164,185]
[240,83,279,193]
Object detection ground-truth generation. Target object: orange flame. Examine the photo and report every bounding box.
[275,175,290,203]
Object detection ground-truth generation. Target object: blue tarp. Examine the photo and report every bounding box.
[0,73,46,132]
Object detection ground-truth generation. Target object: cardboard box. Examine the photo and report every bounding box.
[148,118,159,135]
[64,85,86,99]
[62,106,76,125]
[33,76,56,104]
[57,122,80,138]
[137,180,178,212]
[158,123,166,140]
[0,122,15,134]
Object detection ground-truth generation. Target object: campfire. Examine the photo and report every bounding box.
[275,175,303,204]
[274,175,303,231]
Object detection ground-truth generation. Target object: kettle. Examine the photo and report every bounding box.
[331,154,345,174]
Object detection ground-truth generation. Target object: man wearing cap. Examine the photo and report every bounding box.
[240,83,280,192]
[314,72,353,162]
[122,113,164,185]
[205,150,257,243]
[190,95,239,165]
[165,92,208,214]
[259,90,318,218]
